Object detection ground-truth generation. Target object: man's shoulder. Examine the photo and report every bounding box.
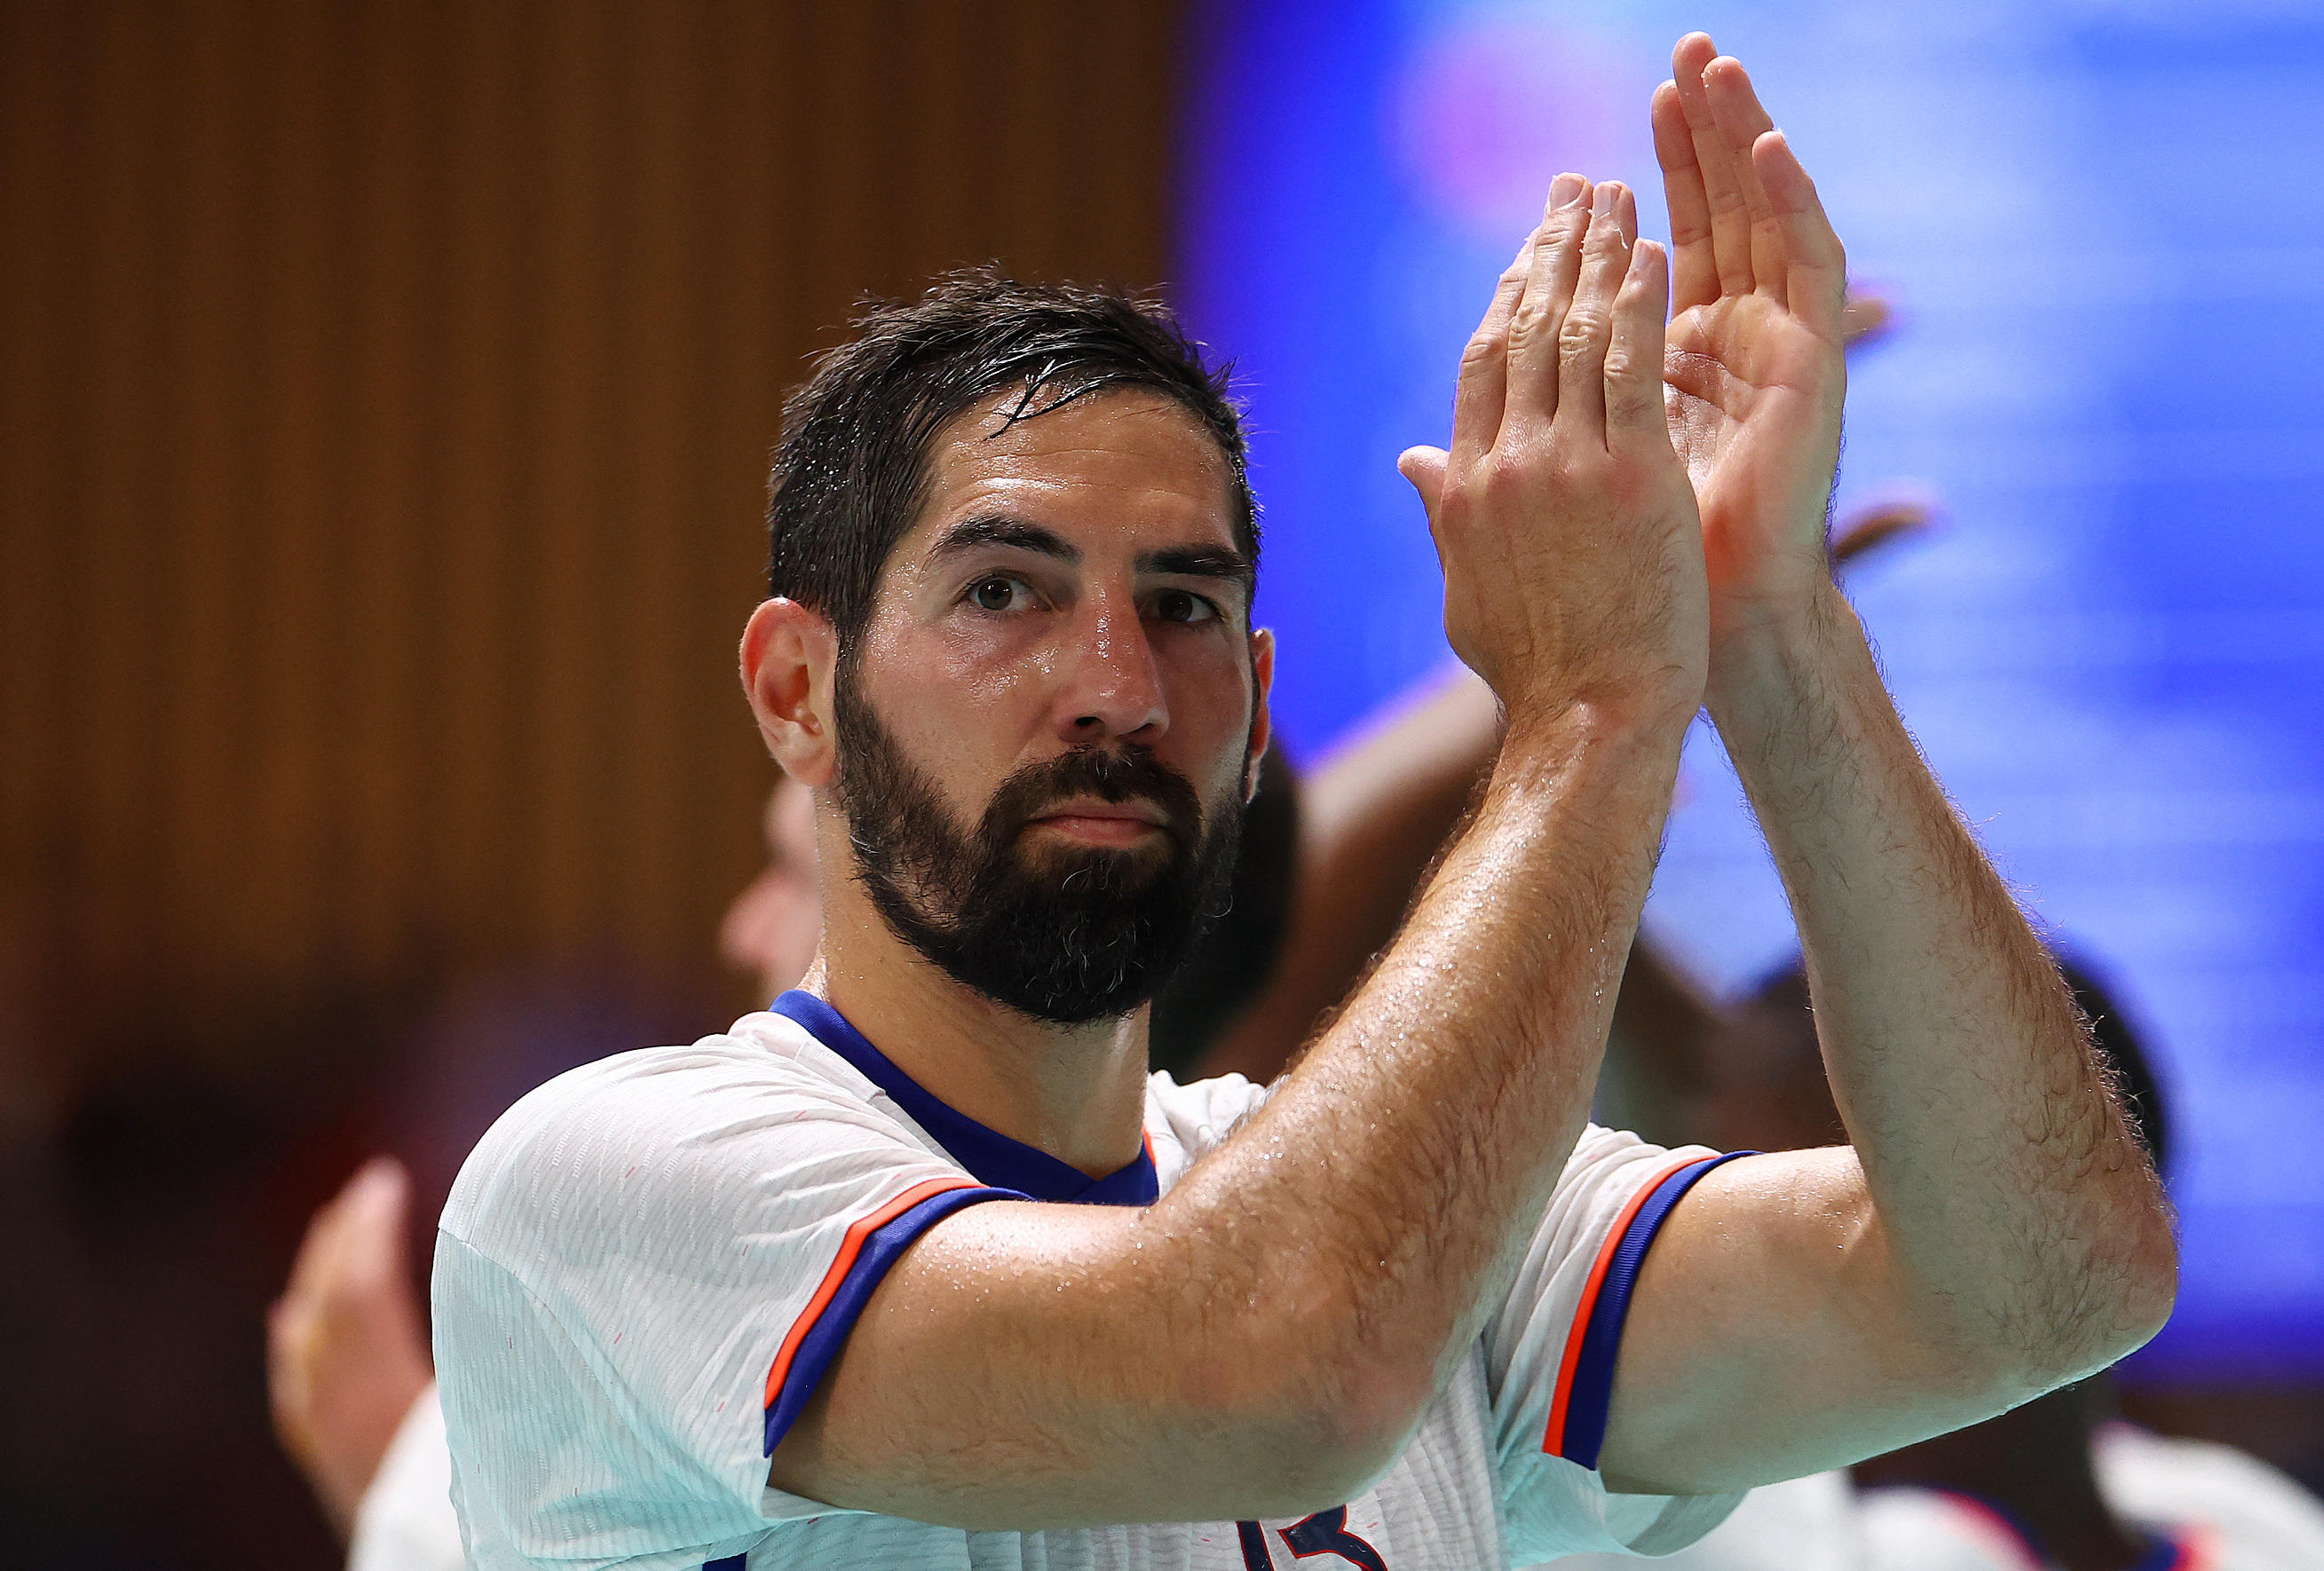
[439,1013,903,1251]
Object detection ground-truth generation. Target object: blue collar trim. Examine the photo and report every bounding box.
[771,990,1159,1206]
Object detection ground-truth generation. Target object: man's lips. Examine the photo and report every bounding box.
[1024,799,1170,845]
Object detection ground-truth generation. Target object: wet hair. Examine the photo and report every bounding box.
[765,267,1256,652]
[1735,947,2172,1174]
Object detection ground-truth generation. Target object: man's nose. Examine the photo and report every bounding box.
[1054,593,1167,744]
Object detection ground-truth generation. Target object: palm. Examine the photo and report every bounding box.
[1650,41,1849,641]
[1664,294,1843,621]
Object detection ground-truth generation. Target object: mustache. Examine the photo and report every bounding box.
[978,744,1204,855]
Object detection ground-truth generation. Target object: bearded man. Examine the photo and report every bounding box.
[432,38,2174,1571]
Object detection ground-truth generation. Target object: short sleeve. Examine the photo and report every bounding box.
[1482,1124,1750,1563]
[432,1037,1021,1571]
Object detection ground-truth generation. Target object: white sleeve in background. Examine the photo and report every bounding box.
[1860,1425,2324,1571]
[1857,1489,2034,1571]
[2096,1420,2324,1571]
[1525,1471,1866,1571]
[348,1382,464,1571]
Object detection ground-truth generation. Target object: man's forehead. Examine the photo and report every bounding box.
[905,388,1241,557]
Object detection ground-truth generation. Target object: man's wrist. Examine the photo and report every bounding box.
[1498,689,1692,780]
[1703,581,1863,740]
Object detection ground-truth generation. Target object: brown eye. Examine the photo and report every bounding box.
[1154,589,1219,625]
[970,576,1024,612]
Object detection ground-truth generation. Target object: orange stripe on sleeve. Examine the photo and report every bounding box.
[1541,1154,1702,1457]
[763,1175,982,1411]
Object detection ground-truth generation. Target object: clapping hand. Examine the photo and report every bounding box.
[1652,35,1850,672]
[1398,176,1708,732]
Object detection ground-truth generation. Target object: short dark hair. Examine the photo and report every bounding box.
[765,268,1257,651]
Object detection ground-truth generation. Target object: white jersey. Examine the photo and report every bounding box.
[434,991,1744,1571]
[351,1383,463,1571]
[1857,1424,2324,1571]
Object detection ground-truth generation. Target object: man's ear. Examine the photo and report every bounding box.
[740,598,841,788]
[1244,625,1276,801]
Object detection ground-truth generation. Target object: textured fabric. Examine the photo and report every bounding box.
[351,1381,464,1571]
[434,1007,1743,1570]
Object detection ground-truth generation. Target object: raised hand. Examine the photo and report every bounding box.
[267,1157,433,1537]
[1652,34,1848,671]
[1398,175,1707,732]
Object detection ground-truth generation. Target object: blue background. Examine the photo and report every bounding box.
[1181,0,2324,1378]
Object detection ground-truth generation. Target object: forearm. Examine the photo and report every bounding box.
[1166,702,1690,1454]
[1712,586,2174,1380]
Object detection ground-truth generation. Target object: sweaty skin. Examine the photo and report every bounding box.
[734,36,2172,1534]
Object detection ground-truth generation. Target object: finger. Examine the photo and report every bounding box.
[1448,237,1531,476]
[1504,173,1596,422]
[1701,55,1788,304]
[282,1188,354,1304]
[1841,287,1894,352]
[1830,497,1937,568]
[1398,446,1450,526]
[1753,130,1848,343]
[1554,181,1636,444]
[282,1157,402,1302]
[335,1157,411,1290]
[1451,206,1561,474]
[1651,81,1718,315]
[1604,238,1673,451]
[1671,32,1752,296]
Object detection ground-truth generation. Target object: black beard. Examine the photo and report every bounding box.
[830,666,1244,1026]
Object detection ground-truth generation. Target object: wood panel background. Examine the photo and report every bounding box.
[0,0,1186,1069]
[0,5,1189,1565]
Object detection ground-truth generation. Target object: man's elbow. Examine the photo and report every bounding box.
[2076,1191,2178,1370]
[2014,1186,2179,1394]
[1188,1291,1440,1516]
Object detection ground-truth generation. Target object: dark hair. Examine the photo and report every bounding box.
[765,267,1257,650]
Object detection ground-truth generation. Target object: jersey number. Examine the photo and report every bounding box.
[1237,1507,1387,1570]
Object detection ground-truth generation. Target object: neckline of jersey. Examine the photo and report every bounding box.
[771,989,1160,1206]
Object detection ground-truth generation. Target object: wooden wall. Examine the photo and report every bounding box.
[0,0,1186,1059]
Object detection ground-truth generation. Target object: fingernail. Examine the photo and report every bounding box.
[1549,173,1586,209]
[1592,181,1616,217]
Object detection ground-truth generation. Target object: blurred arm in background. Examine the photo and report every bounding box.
[266,1157,431,1540]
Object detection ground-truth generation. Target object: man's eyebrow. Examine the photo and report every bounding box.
[1139,544,1254,593]
[928,514,1079,564]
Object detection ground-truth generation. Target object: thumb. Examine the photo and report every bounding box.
[1398,446,1450,524]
